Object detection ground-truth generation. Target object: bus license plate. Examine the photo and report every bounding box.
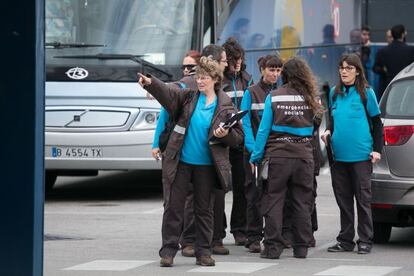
[51,147,103,158]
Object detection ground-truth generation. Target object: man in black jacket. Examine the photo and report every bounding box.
[373,24,414,100]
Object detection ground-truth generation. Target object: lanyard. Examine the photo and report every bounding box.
[232,78,238,107]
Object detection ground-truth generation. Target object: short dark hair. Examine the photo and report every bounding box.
[257,54,283,70]
[361,25,371,32]
[201,44,225,62]
[391,24,406,40]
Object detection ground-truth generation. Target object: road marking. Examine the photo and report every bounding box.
[314,265,401,276]
[141,207,164,214]
[306,257,365,262]
[63,260,154,271]
[188,262,277,274]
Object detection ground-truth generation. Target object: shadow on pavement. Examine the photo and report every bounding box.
[45,170,163,201]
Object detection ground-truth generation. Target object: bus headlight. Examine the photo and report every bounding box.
[130,109,160,131]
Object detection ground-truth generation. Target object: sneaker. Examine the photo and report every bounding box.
[248,241,261,253]
[327,243,354,252]
[357,244,372,254]
[293,247,308,258]
[181,245,195,257]
[212,242,230,255]
[234,234,247,246]
[160,256,174,267]
[196,255,215,266]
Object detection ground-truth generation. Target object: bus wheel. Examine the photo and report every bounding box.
[45,171,57,192]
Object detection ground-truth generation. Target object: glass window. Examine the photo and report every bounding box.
[45,0,197,65]
[385,80,414,118]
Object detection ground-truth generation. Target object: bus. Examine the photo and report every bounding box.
[44,0,214,190]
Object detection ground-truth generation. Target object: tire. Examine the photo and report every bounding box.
[373,222,392,243]
[45,171,57,192]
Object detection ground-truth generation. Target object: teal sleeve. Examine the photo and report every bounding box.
[249,95,273,164]
[366,88,381,117]
[152,107,169,149]
[241,89,255,153]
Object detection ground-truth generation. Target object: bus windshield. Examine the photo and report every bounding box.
[45,0,197,66]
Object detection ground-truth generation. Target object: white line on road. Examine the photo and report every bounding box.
[63,260,154,271]
[314,265,401,276]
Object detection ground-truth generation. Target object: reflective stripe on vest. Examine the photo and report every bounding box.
[226,90,244,98]
[271,95,304,102]
[251,103,265,110]
[173,125,186,134]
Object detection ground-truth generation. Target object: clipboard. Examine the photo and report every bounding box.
[222,110,248,129]
[326,133,335,166]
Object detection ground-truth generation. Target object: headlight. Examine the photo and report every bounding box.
[130,109,160,131]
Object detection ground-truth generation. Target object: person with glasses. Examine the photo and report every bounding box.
[240,54,282,253]
[182,50,201,76]
[322,53,383,254]
[250,57,321,259]
[151,45,228,259]
[139,56,243,267]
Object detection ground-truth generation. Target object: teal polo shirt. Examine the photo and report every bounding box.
[181,93,217,165]
[329,85,380,162]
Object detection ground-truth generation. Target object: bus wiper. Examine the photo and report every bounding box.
[46,42,106,49]
[53,53,172,79]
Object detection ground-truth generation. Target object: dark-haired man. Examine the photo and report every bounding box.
[373,24,414,99]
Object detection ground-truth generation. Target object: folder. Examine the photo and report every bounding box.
[326,133,335,166]
[222,110,248,129]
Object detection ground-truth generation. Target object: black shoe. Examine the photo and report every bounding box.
[248,241,261,253]
[260,246,281,259]
[234,234,247,246]
[357,244,372,254]
[327,243,354,252]
[293,247,308,258]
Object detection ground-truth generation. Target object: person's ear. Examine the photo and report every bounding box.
[260,68,265,75]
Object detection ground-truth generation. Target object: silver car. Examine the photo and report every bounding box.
[371,62,414,243]
[45,81,161,190]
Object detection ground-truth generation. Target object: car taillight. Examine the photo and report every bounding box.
[384,125,414,146]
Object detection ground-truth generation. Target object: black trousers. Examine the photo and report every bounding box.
[229,148,247,236]
[262,158,314,256]
[244,155,263,245]
[213,188,227,243]
[180,187,195,247]
[282,177,318,243]
[159,162,216,258]
[331,160,373,247]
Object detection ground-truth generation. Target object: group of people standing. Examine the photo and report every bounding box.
[137,37,383,267]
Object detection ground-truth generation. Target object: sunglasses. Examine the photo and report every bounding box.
[182,64,197,70]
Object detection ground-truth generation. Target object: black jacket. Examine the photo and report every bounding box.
[373,41,414,95]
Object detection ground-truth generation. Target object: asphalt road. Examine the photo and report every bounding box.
[44,168,414,276]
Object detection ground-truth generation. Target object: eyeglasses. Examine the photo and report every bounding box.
[338,66,356,72]
[182,64,196,70]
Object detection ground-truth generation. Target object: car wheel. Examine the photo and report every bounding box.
[373,222,392,243]
[45,171,57,192]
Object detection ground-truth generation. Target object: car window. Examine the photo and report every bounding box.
[384,79,414,119]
